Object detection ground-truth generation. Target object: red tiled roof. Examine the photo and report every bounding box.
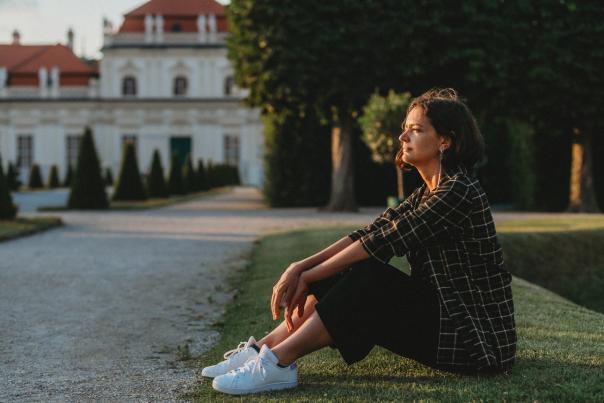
[0,43,98,86]
[124,0,225,17]
[119,0,228,33]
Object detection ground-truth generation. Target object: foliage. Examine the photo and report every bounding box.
[358,90,412,164]
[28,164,43,189]
[63,164,74,187]
[47,165,60,188]
[168,153,185,195]
[67,127,109,209]
[182,154,196,193]
[104,167,114,186]
[112,142,147,201]
[196,159,209,191]
[6,162,21,191]
[147,149,169,198]
[0,155,17,219]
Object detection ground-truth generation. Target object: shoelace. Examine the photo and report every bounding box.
[229,356,267,380]
[223,341,248,360]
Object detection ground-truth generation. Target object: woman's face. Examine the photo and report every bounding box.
[398,106,443,167]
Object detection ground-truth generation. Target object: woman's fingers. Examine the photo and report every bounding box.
[285,305,294,332]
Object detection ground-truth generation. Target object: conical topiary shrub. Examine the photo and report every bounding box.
[67,126,109,209]
[28,164,43,189]
[147,149,168,198]
[7,162,21,191]
[0,155,18,219]
[104,167,114,186]
[182,154,196,193]
[63,164,73,187]
[206,160,214,189]
[112,142,147,201]
[168,153,185,195]
[196,159,209,191]
[48,165,60,188]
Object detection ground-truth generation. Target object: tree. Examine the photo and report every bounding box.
[227,0,420,211]
[147,149,169,198]
[167,153,185,195]
[104,167,114,186]
[48,165,60,188]
[358,90,412,201]
[6,162,21,191]
[67,126,109,209]
[196,159,209,191]
[112,142,147,201]
[28,164,43,189]
[182,154,196,193]
[63,164,74,187]
[0,155,18,219]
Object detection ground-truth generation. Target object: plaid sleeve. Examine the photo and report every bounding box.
[348,187,421,241]
[358,179,472,264]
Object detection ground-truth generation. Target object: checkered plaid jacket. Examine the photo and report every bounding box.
[349,164,516,373]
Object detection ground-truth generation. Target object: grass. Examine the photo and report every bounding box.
[38,186,234,211]
[190,224,604,401]
[497,216,604,313]
[0,216,63,242]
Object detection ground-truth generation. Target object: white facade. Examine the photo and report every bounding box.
[0,11,264,188]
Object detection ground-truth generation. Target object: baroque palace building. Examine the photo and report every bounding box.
[0,0,264,187]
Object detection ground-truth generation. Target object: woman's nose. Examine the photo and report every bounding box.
[399,130,407,142]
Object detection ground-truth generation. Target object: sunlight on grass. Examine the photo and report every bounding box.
[498,216,604,232]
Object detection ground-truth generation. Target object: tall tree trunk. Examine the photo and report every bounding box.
[567,127,600,212]
[396,165,405,200]
[321,108,357,212]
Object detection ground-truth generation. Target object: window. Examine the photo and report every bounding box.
[17,135,33,168]
[223,134,240,167]
[122,134,138,156]
[173,76,188,96]
[122,76,137,96]
[224,76,234,96]
[171,22,182,32]
[66,135,82,168]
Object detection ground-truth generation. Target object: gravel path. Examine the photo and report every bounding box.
[0,186,384,402]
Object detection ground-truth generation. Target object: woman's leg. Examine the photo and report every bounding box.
[269,309,334,366]
[256,294,319,349]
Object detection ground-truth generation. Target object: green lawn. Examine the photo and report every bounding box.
[190,224,604,401]
[0,216,63,242]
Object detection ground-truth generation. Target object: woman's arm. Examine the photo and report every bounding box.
[300,240,370,283]
[289,235,355,274]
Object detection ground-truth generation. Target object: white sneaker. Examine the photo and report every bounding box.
[212,344,298,395]
[201,336,259,378]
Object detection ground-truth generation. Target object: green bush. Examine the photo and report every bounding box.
[67,126,109,209]
[182,154,197,193]
[147,149,169,198]
[0,155,18,219]
[206,160,215,189]
[167,153,185,195]
[6,162,21,191]
[47,165,60,188]
[196,159,209,191]
[104,167,114,186]
[112,142,147,201]
[28,164,43,189]
[63,164,74,187]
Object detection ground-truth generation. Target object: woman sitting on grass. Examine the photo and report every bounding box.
[203,88,517,395]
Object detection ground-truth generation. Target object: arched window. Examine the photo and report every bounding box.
[224,76,234,96]
[122,76,137,96]
[173,76,188,96]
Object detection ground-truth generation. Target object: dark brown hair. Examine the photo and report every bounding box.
[395,88,485,174]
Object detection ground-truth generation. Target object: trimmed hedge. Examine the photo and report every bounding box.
[168,153,185,195]
[67,127,109,209]
[47,165,60,188]
[147,149,169,198]
[28,164,43,189]
[112,142,147,201]
[0,155,18,219]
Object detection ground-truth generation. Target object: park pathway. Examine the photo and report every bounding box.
[0,186,385,402]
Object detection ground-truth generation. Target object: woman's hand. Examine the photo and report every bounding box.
[271,262,303,321]
[285,272,310,332]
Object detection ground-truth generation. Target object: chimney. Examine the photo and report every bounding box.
[197,15,207,43]
[12,29,20,45]
[67,27,74,50]
[144,14,154,43]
